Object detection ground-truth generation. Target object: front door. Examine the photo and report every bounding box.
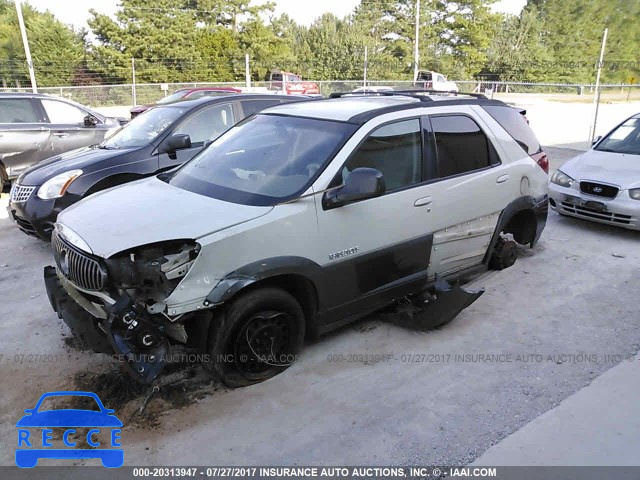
[40,98,100,155]
[314,117,438,321]
[158,102,237,170]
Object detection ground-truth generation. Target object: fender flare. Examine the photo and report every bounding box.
[483,194,548,264]
[206,256,326,308]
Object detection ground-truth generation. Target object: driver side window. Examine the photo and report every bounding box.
[173,103,235,144]
[340,118,423,191]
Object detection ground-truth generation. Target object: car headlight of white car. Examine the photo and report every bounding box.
[629,188,640,200]
[550,169,575,188]
[37,169,83,199]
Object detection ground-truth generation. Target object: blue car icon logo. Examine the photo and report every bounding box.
[16,391,123,468]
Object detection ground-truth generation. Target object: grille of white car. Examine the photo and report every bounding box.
[10,184,36,203]
[52,230,107,291]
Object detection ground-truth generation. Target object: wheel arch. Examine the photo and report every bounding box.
[483,194,548,263]
[206,256,325,338]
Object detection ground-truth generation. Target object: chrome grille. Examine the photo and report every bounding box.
[10,184,36,203]
[579,181,619,199]
[52,230,107,291]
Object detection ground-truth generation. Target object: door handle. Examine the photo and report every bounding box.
[496,174,509,184]
[414,196,432,207]
[53,132,70,138]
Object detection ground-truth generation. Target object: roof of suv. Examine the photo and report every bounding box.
[160,93,313,109]
[264,93,507,124]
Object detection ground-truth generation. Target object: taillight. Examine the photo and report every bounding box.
[532,152,549,174]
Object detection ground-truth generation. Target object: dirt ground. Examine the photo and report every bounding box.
[1,147,639,467]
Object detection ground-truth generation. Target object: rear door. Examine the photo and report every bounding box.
[0,97,49,178]
[423,111,514,277]
[39,98,101,154]
[158,101,237,170]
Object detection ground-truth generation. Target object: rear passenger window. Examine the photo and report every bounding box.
[342,119,422,191]
[431,115,491,178]
[0,98,40,123]
[481,105,542,155]
[241,99,280,117]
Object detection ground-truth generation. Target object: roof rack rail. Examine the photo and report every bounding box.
[392,89,488,99]
[328,91,434,102]
[329,89,488,101]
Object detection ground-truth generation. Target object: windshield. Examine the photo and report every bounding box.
[102,106,186,149]
[156,90,188,105]
[168,115,357,206]
[595,118,640,155]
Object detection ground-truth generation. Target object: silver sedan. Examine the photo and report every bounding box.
[548,113,640,230]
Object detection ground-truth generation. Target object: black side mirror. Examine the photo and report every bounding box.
[592,135,602,146]
[323,167,385,209]
[161,134,192,154]
[84,114,98,127]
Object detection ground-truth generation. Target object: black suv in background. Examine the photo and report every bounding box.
[0,93,125,184]
[8,94,309,240]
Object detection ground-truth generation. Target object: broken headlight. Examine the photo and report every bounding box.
[105,241,201,310]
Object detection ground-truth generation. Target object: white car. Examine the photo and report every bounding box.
[549,113,640,230]
[352,86,395,93]
[44,93,548,387]
[415,71,459,93]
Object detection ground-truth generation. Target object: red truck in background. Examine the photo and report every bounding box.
[267,70,320,95]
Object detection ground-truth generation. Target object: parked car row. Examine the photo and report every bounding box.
[9,93,307,239]
[5,87,636,390]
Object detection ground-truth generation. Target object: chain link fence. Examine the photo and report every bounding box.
[1,80,639,109]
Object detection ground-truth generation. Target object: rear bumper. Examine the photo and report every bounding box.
[549,184,639,230]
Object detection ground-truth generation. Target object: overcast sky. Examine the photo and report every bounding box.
[25,0,527,30]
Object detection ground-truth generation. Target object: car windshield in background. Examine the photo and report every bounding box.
[168,115,357,206]
[102,106,186,149]
[595,118,640,155]
[156,90,187,105]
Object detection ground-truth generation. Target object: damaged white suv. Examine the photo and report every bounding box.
[44,92,549,387]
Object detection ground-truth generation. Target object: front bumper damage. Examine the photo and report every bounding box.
[44,266,171,383]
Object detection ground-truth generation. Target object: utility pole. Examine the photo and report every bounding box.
[589,28,608,143]
[14,0,37,92]
[413,0,420,82]
[131,57,137,107]
[245,54,251,88]
[363,46,368,87]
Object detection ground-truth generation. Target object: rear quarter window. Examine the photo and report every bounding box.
[481,105,542,155]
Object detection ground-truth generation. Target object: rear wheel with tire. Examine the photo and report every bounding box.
[208,287,305,388]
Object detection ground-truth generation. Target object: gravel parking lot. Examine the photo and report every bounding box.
[0,146,638,467]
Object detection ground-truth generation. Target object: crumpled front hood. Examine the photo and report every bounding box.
[57,176,273,258]
[561,149,640,189]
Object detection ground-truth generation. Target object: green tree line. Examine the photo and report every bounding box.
[0,0,638,88]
